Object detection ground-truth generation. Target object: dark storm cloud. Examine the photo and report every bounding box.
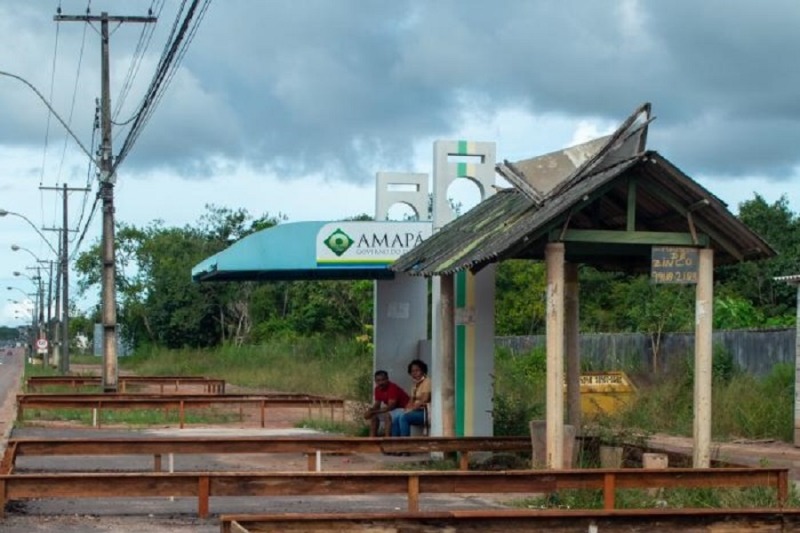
[2,0,799,183]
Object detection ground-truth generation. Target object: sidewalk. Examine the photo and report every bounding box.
[646,433,800,481]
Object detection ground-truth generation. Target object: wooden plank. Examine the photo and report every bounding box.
[0,468,788,517]
[554,229,709,246]
[218,509,800,533]
[10,436,532,457]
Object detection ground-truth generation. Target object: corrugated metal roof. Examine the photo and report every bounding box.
[775,274,800,285]
[392,148,776,276]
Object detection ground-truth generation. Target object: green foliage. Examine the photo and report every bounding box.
[492,346,546,435]
[0,325,21,341]
[124,335,373,399]
[716,194,800,323]
[495,260,546,335]
[611,357,792,442]
[512,485,790,510]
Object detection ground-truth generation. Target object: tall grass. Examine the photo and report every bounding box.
[114,336,794,443]
[123,335,374,401]
[493,344,794,443]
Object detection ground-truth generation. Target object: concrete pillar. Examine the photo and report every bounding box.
[693,248,714,468]
[794,284,800,447]
[439,273,455,437]
[565,262,581,432]
[545,242,566,469]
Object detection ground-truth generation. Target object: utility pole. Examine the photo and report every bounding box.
[42,183,89,374]
[54,11,156,391]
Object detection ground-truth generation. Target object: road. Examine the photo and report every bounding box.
[0,346,24,445]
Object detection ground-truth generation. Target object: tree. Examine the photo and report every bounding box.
[74,205,284,349]
[495,260,547,335]
[717,194,800,322]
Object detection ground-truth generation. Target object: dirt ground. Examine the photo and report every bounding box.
[5,360,800,532]
[0,361,508,532]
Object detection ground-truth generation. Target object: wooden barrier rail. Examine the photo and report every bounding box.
[0,468,788,519]
[16,393,345,428]
[5,436,532,473]
[219,509,800,533]
[25,375,227,394]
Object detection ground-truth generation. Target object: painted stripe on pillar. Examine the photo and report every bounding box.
[457,140,468,155]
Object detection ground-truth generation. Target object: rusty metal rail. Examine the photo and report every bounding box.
[26,375,227,394]
[219,508,800,533]
[0,468,788,519]
[5,435,532,472]
[16,393,345,428]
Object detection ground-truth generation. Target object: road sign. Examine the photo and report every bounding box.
[36,338,48,354]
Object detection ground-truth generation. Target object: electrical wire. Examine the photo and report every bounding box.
[114,0,212,171]
[55,15,89,185]
[112,0,164,125]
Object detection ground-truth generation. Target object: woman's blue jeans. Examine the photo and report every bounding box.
[398,408,426,437]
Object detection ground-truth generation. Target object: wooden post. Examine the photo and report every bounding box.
[778,469,789,507]
[154,454,162,472]
[545,243,566,469]
[693,248,714,468]
[603,472,615,509]
[179,400,185,429]
[459,452,469,471]
[260,400,265,428]
[198,475,210,518]
[440,273,456,437]
[0,478,6,519]
[407,475,420,512]
[565,262,581,433]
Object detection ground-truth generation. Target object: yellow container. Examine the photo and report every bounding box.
[577,371,637,416]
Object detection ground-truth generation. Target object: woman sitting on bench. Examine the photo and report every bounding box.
[398,359,431,437]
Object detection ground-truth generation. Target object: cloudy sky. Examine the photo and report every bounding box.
[1,0,799,325]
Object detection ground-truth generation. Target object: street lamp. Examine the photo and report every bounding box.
[11,244,52,262]
[0,209,58,255]
[0,70,95,164]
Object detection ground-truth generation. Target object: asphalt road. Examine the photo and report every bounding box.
[0,346,24,443]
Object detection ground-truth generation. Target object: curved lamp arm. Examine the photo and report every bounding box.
[0,209,58,255]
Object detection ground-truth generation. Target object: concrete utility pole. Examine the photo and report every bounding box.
[42,183,89,374]
[54,11,156,391]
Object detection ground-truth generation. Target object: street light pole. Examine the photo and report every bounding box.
[13,270,47,365]
[11,245,54,328]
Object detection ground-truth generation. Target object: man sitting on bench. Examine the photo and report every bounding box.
[363,370,409,437]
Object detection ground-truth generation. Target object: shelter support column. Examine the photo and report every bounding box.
[546,242,566,469]
[693,248,714,468]
[795,283,800,447]
[439,273,456,437]
[565,262,581,432]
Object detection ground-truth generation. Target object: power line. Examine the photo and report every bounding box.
[114,0,211,171]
